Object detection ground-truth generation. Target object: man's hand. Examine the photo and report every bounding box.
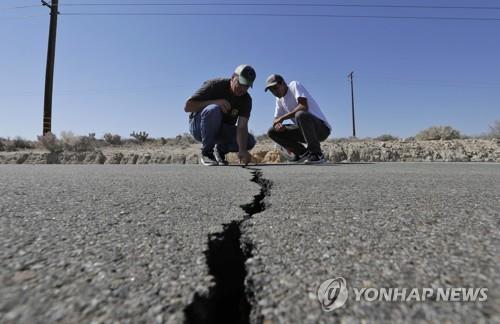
[273,116,284,125]
[214,99,231,113]
[273,122,285,132]
[238,150,252,165]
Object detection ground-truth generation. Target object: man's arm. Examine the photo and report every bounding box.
[273,97,308,125]
[184,99,231,113]
[236,116,252,165]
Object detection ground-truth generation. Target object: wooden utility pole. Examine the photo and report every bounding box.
[42,0,59,135]
[348,71,356,138]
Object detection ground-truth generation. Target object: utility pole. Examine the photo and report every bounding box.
[348,71,356,138]
[42,0,59,135]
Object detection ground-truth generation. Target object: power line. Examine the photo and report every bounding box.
[55,3,500,11]
[0,14,47,21]
[60,12,500,21]
[1,4,41,10]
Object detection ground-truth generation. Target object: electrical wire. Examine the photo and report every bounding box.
[60,12,500,21]
[55,3,500,11]
[1,4,42,10]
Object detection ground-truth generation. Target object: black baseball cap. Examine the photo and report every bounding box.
[265,74,284,92]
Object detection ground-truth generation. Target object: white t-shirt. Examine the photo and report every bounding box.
[274,81,331,130]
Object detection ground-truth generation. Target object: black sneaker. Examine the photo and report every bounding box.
[290,151,310,163]
[214,149,228,166]
[200,153,218,166]
[304,152,326,164]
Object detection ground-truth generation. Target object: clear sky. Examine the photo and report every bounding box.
[1,0,499,140]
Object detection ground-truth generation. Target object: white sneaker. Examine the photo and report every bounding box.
[200,153,218,166]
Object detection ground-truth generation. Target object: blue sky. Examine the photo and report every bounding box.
[1,0,499,140]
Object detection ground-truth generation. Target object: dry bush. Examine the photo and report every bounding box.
[158,133,196,146]
[37,133,63,153]
[130,131,149,144]
[415,126,461,141]
[60,131,97,152]
[103,133,122,145]
[14,137,34,149]
[0,137,34,151]
[176,133,196,145]
[327,137,362,143]
[375,134,400,142]
[488,120,500,139]
[256,133,271,142]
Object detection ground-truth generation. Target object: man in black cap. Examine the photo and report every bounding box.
[265,74,331,164]
[185,65,256,165]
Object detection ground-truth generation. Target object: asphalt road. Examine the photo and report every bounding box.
[1,163,499,323]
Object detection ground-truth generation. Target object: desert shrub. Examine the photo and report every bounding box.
[488,120,500,139]
[415,126,461,141]
[160,133,196,146]
[375,134,399,142]
[328,137,361,143]
[104,133,122,145]
[13,137,34,149]
[130,131,149,144]
[37,132,63,153]
[256,133,270,142]
[60,131,96,152]
[177,133,196,145]
[0,137,34,151]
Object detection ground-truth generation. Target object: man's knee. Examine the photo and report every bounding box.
[295,110,312,122]
[201,104,223,119]
[267,126,279,139]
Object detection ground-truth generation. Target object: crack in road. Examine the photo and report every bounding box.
[184,167,273,324]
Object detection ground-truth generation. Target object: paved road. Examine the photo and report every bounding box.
[0,165,257,324]
[1,163,499,323]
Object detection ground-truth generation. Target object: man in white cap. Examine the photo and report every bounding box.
[184,65,256,165]
[265,74,331,164]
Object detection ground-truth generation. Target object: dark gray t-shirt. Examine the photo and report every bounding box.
[188,78,252,125]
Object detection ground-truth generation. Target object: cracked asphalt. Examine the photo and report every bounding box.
[1,163,499,323]
[0,165,256,324]
[245,163,500,323]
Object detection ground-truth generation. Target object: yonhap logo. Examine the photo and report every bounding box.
[316,276,488,313]
[317,277,349,312]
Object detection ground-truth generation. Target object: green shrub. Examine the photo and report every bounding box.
[415,126,461,141]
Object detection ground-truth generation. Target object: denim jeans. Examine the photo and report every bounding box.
[189,105,256,155]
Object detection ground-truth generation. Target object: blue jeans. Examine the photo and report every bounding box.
[189,105,256,155]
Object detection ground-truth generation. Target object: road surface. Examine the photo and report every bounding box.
[0,163,499,323]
